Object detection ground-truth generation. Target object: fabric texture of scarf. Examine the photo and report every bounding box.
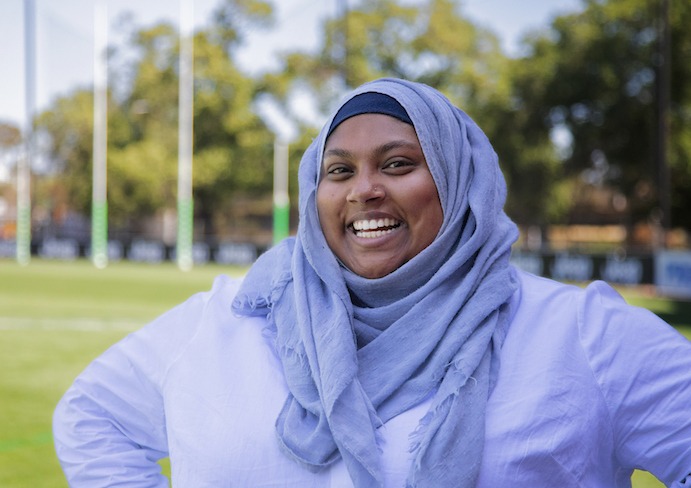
[232,78,519,487]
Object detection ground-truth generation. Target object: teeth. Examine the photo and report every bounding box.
[357,229,395,239]
[352,218,400,238]
[353,218,398,231]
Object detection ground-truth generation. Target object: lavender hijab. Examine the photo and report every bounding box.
[232,78,518,487]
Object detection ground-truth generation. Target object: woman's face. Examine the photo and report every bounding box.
[317,113,443,279]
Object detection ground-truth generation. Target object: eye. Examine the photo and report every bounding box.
[323,163,353,181]
[385,160,408,168]
[383,159,416,174]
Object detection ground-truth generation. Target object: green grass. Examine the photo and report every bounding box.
[0,258,247,322]
[1,259,689,487]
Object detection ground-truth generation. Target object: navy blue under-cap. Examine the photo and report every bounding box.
[326,92,413,138]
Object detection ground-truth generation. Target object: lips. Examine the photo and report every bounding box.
[351,217,401,238]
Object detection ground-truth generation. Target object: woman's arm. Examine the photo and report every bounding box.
[53,275,240,486]
[579,282,691,486]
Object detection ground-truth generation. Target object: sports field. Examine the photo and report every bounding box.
[1,259,689,487]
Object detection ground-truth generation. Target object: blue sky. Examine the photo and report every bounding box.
[0,0,582,128]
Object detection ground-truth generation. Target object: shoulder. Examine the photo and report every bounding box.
[509,268,689,373]
[511,268,664,339]
[508,269,584,339]
[134,274,245,343]
[505,268,691,421]
[99,274,250,387]
[196,273,245,306]
[507,269,691,479]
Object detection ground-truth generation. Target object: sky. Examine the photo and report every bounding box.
[0,0,583,129]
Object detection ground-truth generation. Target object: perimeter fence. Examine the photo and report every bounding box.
[2,236,691,298]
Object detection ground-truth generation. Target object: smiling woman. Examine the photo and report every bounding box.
[317,101,443,279]
[52,78,691,487]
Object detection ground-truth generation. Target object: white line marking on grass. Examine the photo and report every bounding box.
[0,317,143,331]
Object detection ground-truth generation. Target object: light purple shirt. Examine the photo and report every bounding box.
[53,270,691,486]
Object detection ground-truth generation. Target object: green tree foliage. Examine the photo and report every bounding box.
[273,0,508,112]
[515,0,691,228]
[37,90,100,213]
[192,28,275,237]
[0,122,22,228]
[666,0,691,229]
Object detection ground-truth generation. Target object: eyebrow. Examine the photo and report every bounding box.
[323,139,419,160]
[323,148,353,160]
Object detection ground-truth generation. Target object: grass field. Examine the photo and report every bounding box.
[1,258,689,487]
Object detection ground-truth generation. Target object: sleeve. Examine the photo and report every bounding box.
[52,275,240,487]
[578,281,691,487]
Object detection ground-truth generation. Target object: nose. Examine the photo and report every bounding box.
[347,171,385,204]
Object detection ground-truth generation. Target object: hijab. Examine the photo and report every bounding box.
[232,78,519,487]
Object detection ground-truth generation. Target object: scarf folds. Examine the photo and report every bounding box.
[232,78,519,487]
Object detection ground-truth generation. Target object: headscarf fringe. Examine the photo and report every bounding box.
[408,389,457,462]
[278,344,309,367]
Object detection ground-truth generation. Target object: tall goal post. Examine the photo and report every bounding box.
[176,0,194,271]
[91,0,109,268]
[17,0,36,265]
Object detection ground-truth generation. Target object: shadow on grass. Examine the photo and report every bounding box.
[617,284,691,338]
[626,294,691,338]
[656,300,691,327]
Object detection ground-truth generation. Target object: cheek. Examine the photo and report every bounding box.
[414,184,443,236]
[316,184,338,234]
[316,184,329,217]
[317,180,346,211]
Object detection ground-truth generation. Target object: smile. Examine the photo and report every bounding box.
[351,218,402,238]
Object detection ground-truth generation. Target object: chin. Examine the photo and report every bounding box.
[350,261,400,279]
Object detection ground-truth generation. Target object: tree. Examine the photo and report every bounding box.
[514,0,691,229]
[37,90,100,216]
[271,0,508,111]
[0,122,23,238]
[0,122,21,148]
[191,25,275,239]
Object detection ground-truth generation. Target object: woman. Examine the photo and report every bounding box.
[54,78,691,487]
